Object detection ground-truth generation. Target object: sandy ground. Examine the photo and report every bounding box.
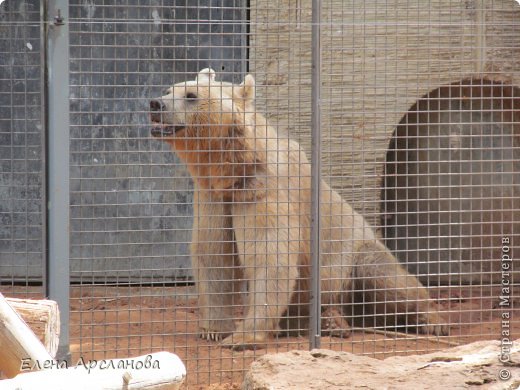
[1,284,516,388]
[63,284,517,389]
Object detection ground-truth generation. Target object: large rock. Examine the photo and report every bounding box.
[243,339,520,389]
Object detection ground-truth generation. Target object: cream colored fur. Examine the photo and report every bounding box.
[150,69,448,350]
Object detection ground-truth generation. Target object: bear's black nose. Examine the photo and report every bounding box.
[150,99,166,112]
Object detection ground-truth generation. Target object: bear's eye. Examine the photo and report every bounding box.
[186,92,198,101]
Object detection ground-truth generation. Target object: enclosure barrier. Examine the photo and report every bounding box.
[1,0,519,387]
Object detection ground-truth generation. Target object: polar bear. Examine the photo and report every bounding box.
[150,69,448,350]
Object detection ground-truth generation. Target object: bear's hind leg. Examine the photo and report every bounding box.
[353,241,449,336]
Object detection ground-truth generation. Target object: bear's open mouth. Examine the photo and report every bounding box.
[150,121,185,137]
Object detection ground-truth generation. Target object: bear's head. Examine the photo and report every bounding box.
[150,69,265,198]
[150,68,255,143]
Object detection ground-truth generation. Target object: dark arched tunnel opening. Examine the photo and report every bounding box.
[381,78,520,285]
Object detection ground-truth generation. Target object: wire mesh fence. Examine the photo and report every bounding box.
[0,0,45,298]
[1,0,519,387]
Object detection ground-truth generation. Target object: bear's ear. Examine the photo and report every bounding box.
[196,68,216,84]
[238,74,255,103]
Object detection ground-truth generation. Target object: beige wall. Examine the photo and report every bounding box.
[251,0,519,212]
[249,0,520,283]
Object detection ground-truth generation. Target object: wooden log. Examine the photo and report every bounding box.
[0,352,186,390]
[0,293,53,378]
[5,297,60,358]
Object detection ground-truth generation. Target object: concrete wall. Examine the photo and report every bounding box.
[68,0,247,282]
[0,0,44,284]
[0,0,247,284]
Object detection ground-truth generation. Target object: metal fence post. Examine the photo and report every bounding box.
[44,0,70,362]
[309,0,322,350]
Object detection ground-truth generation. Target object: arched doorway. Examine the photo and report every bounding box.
[381,78,520,285]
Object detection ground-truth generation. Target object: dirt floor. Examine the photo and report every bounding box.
[66,284,518,389]
[2,284,517,389]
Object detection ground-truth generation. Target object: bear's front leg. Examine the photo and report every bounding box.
[192,191,241,341]
[222,204,299,350]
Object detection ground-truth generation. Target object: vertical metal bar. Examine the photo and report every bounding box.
[242,0,250,75]
[309,0,321,350]
[45,0,71,362]
[41,0,48,298]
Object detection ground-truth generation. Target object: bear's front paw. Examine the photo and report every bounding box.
[221,332,267,351]
[198,328,230,342]
[198,318,235,342]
